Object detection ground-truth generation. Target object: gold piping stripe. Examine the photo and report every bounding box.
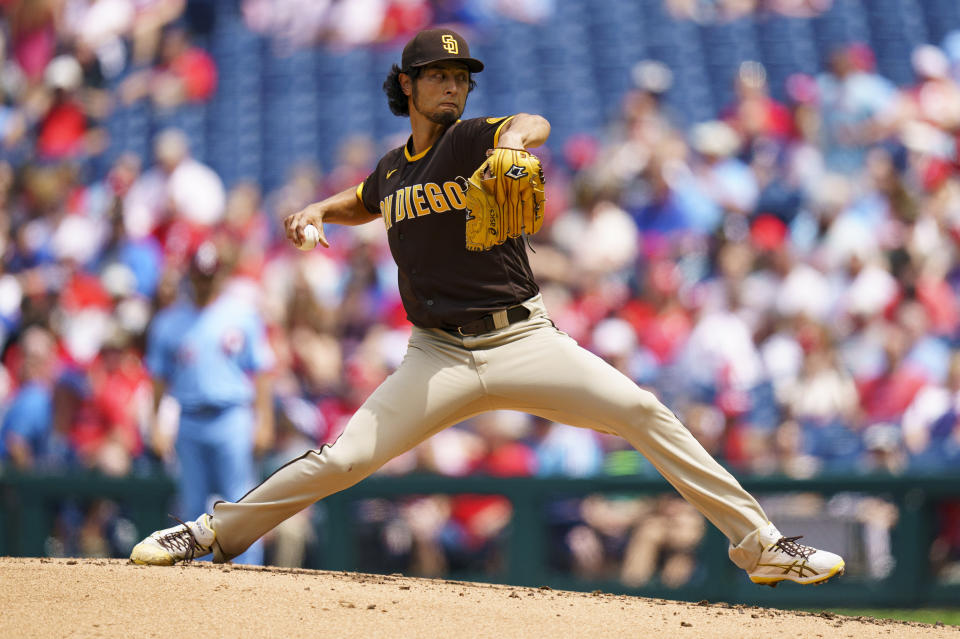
[403,120,462,162]
[493,115,516,148]
[404,141,432,162]
[356,182,364,201]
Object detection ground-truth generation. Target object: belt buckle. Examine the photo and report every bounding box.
[491,308,509,330]
[456,308,511,336]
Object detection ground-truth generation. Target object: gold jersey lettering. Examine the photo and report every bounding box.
[394,189,406,223]
[411,184,429,217]
[443,180,466,210]
[380,194,394,230]
[403,186,414,220]
[424,182,449,212]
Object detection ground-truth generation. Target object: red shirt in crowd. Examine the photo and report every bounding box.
[166,47,218,101]
[37,99,87,159]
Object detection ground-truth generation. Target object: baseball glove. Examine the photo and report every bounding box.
[460,147,545,252]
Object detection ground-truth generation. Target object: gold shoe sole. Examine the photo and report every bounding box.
[129,544,176,566]
[750,561,845,587]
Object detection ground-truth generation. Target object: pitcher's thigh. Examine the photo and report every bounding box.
[485,329,661,430]
[325,344,490,474]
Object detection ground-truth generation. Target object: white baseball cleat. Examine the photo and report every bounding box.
[130,513,216,565]
[748,524,845,587]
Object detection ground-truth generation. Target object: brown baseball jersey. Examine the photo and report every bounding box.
[357,115,538,330]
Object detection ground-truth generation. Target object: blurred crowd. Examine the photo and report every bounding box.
[521,32,960,585]
[239,0,835,52]
[241,0,556,52]
[537,37,960,481]
[0,1,958,583]
[663,0,834,22]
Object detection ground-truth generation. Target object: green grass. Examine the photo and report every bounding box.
[813,609,960,626]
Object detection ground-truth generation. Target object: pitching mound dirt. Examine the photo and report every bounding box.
[1,557,955,638]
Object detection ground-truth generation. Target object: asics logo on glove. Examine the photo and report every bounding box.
[505,164,528,180]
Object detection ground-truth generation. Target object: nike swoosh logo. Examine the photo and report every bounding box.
[386,169,398,179]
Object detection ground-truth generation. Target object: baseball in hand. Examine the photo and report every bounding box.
[298,224,320,251]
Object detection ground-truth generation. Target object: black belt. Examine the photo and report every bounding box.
[455,305,531,336]
[180,404,239,418]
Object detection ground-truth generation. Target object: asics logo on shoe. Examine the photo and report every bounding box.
[755,560,820,578]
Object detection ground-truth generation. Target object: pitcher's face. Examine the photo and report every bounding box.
[408,61,470,126]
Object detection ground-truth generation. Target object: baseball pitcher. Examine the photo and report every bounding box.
[131,28,844,587]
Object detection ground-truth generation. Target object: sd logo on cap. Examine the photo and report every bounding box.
[402,28,484,73]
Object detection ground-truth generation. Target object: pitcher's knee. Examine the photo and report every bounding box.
[629,388,684,427]
[633,388,667,416]
[318,442,378,478]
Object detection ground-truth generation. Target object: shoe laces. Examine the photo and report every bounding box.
[773,535,815,559]
[156,516,205,561]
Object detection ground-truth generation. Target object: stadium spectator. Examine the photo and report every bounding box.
[241,0,331,53]
[127,0,187,65]
[903,44,960,133]
[904,350,960,472]
[5,0,59,82]
[36,54,102,160]
[817,44,897,174]
[549,175,639,280]
[785,338,859,427]
[123,127,225,245]
[0,325,59,470]
[903,350,960,456]
[628,152,710,237]
[120,24,216,108]
[93,155,165,299]
[689,119,757,224]
[856,321,929,427]
[62,0,134,81]
[53,322,149,477]
[722,61,794,145]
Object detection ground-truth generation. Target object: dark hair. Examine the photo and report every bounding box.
[382,63,477,117]
[384,64,417,116]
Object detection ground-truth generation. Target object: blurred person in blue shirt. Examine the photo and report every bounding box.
[93,153,165,299]
[0,325,60,470]
[145,238,275,565]
[817,44,897,175]
[628,150,720,238]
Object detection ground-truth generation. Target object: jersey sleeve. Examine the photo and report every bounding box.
[452,116,516,163]
[357,175,378,215]
[359,155,389,216]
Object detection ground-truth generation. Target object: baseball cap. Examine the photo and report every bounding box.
[401,28,484,73]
